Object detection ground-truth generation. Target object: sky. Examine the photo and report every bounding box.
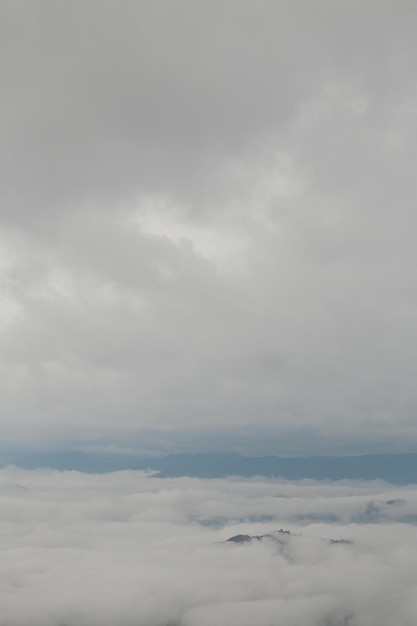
[1,468,417,625]
[1,1,417,455]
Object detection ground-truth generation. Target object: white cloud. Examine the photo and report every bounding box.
[0,469,417,625]
[132,196,249,271]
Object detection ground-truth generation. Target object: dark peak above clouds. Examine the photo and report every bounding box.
[225,529,353,547]
[226,529,293,543]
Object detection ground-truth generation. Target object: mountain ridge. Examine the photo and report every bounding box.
[1,450,417,483]
[138,451,417,483]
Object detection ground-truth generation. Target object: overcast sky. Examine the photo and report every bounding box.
[1,1,417,455]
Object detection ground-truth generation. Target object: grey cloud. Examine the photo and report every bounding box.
[1,0,414,218]
[1,1,417,451]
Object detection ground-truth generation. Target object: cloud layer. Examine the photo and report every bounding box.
[1,1,417,451]
[1,469,417,625]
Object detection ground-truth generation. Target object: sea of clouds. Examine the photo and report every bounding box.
[1,468,417,625]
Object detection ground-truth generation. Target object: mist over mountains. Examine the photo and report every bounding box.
[1,0,417,623]
[1,467,417,625]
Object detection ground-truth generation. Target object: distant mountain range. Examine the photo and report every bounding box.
[1,450,417,483]
[137,451,417,483]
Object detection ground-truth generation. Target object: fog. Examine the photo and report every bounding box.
[1,468,417,625]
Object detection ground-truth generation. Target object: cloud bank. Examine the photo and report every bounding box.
[1,469,417,625]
